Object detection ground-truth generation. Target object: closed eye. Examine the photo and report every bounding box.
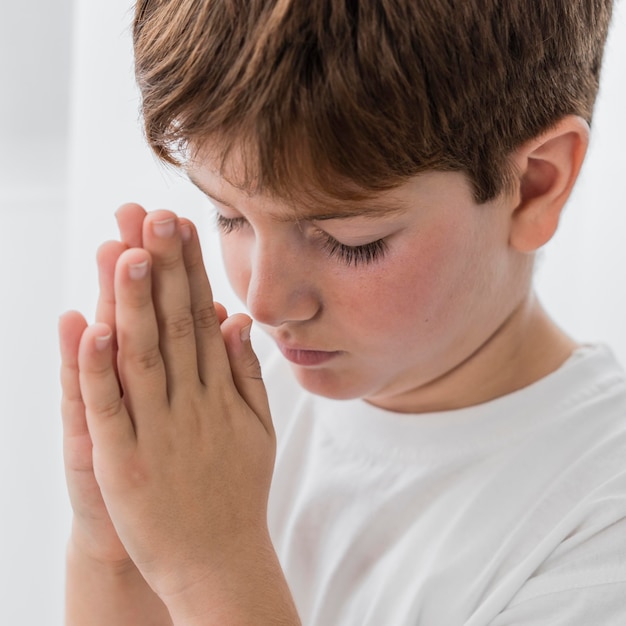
[215,214,247,234]
[216,213,388,267]
[319,232,388,267]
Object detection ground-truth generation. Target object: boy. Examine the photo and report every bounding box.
[58,0,626,624]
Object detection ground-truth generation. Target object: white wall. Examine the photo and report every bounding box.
[64,0,240,310]
[0,2,73,625]
[1,1,624,624]
[534,0,626,364]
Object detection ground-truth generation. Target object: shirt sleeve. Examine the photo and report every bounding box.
[489,518,626,625]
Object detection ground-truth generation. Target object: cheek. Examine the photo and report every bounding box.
[339,228,483,344]
[220,240,250,302]
[365,237,461,320]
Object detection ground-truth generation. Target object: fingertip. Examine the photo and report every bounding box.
[115,202,146,217]
[116,247,152,279]
[221,313,254,351]
[59,309,86,328]
[79,323,114,359]
[179,219,194,243]
[240,320,252,343]
[116,203,148,248]
[214,301,228,324]
[97,240,127,260]
[94,330,113,352]
[97,241,128,282]
[180,219,209,264]
[59,311,89,356]
[144,208,179,226]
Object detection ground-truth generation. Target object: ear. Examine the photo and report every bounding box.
[508,115,590,253]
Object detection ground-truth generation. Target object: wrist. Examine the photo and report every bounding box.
[161,534,300,626]
[67,523,134,575]
[66,531,172,626]
[67,539,136,581]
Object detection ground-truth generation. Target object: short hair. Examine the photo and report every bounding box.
[133,0,613,203]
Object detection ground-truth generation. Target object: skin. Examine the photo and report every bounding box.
[60,210,299,624]
[190,167,570,414]
[58,116,588,623]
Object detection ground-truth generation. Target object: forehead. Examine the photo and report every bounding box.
[186,154,412,222]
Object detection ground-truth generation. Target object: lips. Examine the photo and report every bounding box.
[276,342,342,367]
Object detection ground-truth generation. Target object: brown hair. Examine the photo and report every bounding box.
[133,0,613,203]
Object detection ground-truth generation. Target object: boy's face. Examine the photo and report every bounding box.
[188,156,533,413]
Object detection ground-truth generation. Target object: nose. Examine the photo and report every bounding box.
[245,236,321,327]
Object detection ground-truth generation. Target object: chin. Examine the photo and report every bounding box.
[289,363,373,401]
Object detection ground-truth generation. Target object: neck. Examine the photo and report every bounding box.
[368,294,578,414]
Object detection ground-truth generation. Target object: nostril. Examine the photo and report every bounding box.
[246,278,321,327]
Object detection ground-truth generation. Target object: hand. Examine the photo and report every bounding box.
[58,203,148,565]
[74,209,278,616]
[59,204,231,566]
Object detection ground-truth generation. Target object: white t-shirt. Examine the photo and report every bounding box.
[263,344,626,625]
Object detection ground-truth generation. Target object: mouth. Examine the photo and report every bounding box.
[276,342,342,367]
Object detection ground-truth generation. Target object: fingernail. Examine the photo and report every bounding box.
[153,218,176,238]
[129,260,149,280]
[240,323,252,343]
[95,332,112,351]
[181,223,192,242]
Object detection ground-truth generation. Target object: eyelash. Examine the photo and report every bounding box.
[215,214,246,234]
[215,214,388,267]
[319,234,388,266]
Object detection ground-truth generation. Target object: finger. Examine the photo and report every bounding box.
[59,310,90,440]
[214,301,228,324]
[220,315,274,437]
[95,240,127,334]
[78,323,136,465]
[60,313,111,523]
[142,211,199,391]
[179,219,231,385]
[115,202,147,248]
[114,248,168,419]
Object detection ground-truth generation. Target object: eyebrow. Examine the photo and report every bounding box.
[187,174,408,221]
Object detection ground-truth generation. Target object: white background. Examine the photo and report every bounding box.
[0,1,624,624]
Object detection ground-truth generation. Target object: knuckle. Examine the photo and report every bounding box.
[89,395,123,420]
[128,346,163,373]
[154,252,182,273]
[124,285,152,310]
[119,462,150,490]
[193,303,221,333]
[162,311,195,340]
[184,252,204,272]
[84,356,114,377]
[61,390,83,411]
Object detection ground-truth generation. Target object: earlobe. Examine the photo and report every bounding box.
[509,115,590,253]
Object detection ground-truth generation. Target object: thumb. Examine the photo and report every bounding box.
[220,314,273,435]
